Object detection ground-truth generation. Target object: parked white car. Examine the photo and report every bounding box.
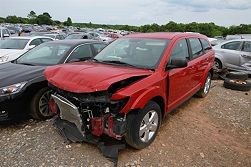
[0,36,53,63]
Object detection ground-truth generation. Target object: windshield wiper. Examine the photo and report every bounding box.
[90,58,100,62]
[18,62,35,66]
[101,60,136,67]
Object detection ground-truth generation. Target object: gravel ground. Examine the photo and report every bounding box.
[0,80,250,167]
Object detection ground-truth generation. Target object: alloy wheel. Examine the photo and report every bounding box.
[139,110,159,143]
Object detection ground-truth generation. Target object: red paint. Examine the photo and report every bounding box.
[48,98,57,113]
[91,117,103,137]
[45,32,214,119]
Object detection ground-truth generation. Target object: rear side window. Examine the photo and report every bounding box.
[242,41,251,52]
[67,44,93,62]
[189,38,203,58]
[41,38,53,43]
[30,39,42,46]
[221,41,241,50]
[169,39,190,61]
[93,43,106,54]
[200,38,211,51]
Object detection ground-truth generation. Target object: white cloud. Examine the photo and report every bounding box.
[0,0,250,26]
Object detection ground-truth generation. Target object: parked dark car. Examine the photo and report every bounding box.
[65,33,93,40]
[45,32,214,149]
[0,40,106,121]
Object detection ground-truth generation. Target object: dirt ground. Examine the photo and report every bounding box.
[0,80,250,167]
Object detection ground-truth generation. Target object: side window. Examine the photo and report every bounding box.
[41,38,53,43]
[169,39,190,62]
[242,41,251,52]
[30,39,42,46]
[67,44,93,62]
[189,38,203,58]
[200,38,211,51]
[221,41,241,51]
[93,43,106,54]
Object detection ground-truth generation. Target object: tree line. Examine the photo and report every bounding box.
[0,11,72,27]
[0,11,251,37]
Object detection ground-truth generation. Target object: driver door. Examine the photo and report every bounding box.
[167,39,193,110]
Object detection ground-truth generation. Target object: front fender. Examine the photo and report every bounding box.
[131,86,162,110]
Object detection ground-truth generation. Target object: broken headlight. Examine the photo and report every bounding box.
[0,82,27,96]
[109,97,129,113]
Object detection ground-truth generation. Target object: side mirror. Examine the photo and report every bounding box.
[166,57,188,70]
[28,45,36,50]
[3,34,10,38]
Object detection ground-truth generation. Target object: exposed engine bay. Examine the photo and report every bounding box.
[48,76,147,140]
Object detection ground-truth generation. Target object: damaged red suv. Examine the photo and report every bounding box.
[45,33,214,149]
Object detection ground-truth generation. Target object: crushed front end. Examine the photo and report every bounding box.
[49,85,128,143]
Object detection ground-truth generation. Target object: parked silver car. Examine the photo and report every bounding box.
[0,27,11,40]
[213,39,251,74]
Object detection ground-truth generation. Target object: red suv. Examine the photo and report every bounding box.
[45,33,214,149]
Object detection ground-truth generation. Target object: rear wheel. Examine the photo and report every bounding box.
[196,73,212,98]
[214,59,222,71]
[30,87,55,120]
[125,101,162,149]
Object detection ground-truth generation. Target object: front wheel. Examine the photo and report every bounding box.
[30,87,55,120]
[196,72,212,98]
[125,101,162,149]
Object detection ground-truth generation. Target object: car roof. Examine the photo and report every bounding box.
[45,39,104,45]
[225,39,251,42]
[8,36,53,40]
[125,32,208,39]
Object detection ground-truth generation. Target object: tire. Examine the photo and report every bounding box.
[196,72,212,98]
[214,59,222,71]
[226,72,249,80]
[125,101,162,149]
[30,87,55,120]
[223,79,251,92]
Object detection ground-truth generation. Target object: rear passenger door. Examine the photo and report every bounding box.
[187,38,208,88]
[220,41,242,69]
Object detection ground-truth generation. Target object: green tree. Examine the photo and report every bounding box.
[5,15,20,23]
[37,14,53,25]
[43,12,52,18]
[27,11,37,19]
[63,17,72,26]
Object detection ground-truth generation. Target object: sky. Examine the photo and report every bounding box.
[0,0,251,26]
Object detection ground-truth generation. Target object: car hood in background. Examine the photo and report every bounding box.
[44,62,153,93]
[0,62,45,87]
[0,49,27,63]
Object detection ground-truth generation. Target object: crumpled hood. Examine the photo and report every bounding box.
[0,49,27,63]
[0,62,45,87]
[44,62,153,93]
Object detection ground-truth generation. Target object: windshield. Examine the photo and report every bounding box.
[16,43,72,65]
[94,38,169,69]
[0,39,29,49]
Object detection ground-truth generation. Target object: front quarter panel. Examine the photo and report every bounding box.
[111,72,166,114]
